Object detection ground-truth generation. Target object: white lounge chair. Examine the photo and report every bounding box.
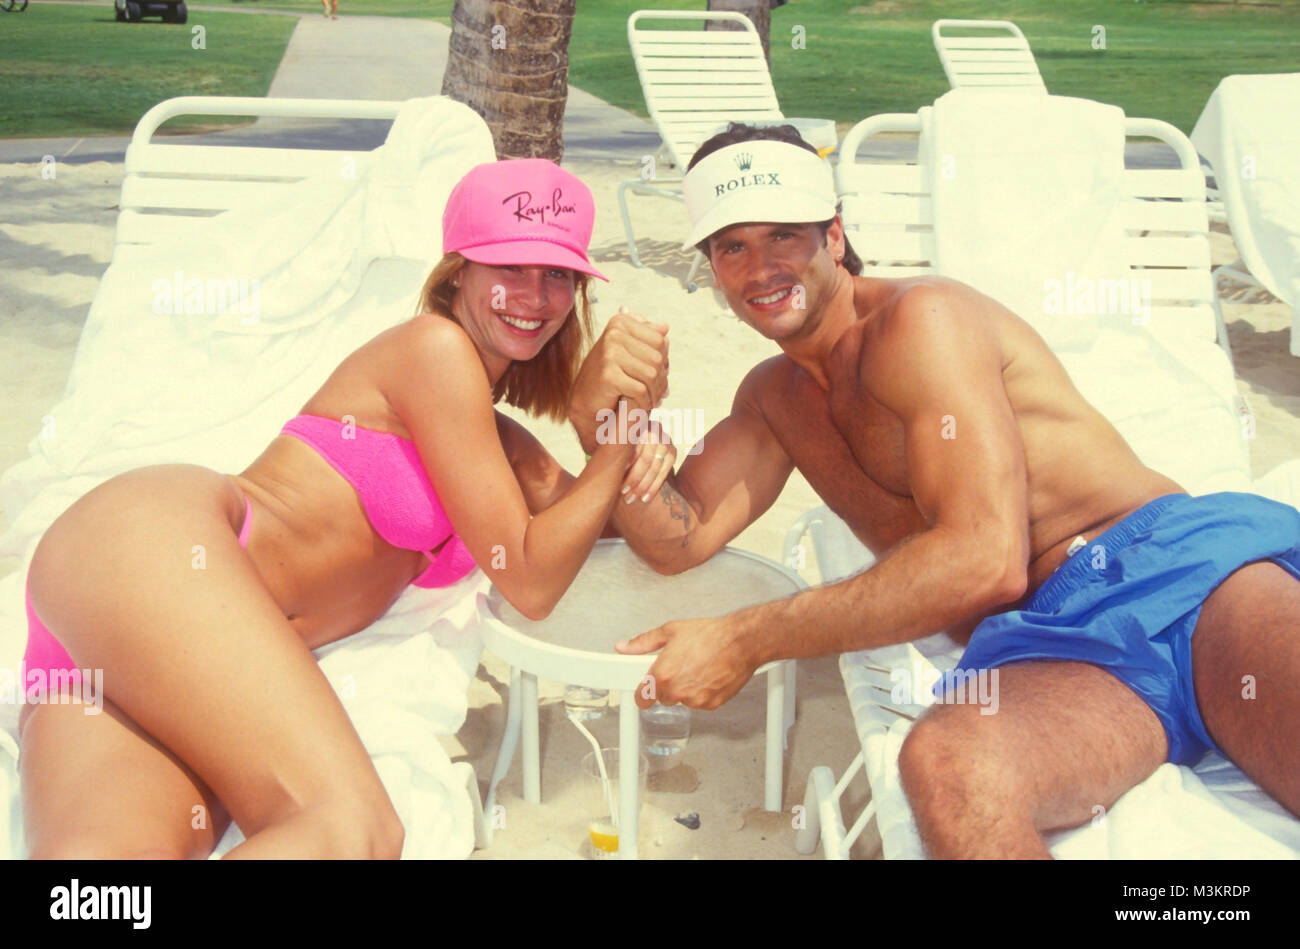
[116,96,399,263]
[619,9,784,290]
[836,108,1235,363]
[0,94,498,858]
[931,19,1047,94]
[782,506,874,859]
[787,483,1300,860]
[787,106,1300,859]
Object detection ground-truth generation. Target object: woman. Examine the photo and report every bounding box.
[18,158,674,859]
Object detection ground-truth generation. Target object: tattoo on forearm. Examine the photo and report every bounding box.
[658,481,692,547]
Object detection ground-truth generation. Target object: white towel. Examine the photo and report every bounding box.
[926,90,1132,351]
[0,731,18,860]
[1192,74,1300,310]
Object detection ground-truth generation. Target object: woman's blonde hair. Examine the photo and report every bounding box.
[416,252,593,422]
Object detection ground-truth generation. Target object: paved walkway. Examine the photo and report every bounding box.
[0,12,661,164]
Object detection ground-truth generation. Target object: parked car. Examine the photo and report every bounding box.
[115,0,188,23]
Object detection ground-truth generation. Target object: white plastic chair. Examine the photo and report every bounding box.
[931,19,1047,93]
[784,504,959,861]
[785,495,1300,858]
[116,96,399,263]
[117,94,496,852]
[791,105,1243,858]
[620,9,784,290]
[781,506,887,859]
[836,109,1234,366]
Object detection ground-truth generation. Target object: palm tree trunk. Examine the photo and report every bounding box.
[706,0,771,65]
[441,0,576,162]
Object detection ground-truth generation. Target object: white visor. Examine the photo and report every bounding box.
[682,140,837,250]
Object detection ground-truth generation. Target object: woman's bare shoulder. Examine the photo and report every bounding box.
[303,314,487,437]
[318,312,470,376]
[378,314,493,424]
[373,313,482,382]
[418,312,489,367]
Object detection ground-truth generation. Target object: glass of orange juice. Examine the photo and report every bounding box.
[580,747,648,859]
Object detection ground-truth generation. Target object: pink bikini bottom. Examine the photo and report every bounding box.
[22,497,253,690]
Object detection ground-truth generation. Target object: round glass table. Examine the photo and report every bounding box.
[479,539,806,859]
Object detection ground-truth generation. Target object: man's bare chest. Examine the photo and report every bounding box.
[764,366,927,552]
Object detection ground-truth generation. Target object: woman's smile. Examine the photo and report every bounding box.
[496,311,546,335]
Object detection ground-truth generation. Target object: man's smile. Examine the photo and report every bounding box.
[746,285,796,310]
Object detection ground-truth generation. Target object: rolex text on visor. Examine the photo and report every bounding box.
[682,140,837,250]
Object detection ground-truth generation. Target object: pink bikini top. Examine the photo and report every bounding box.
[281,414,478,588]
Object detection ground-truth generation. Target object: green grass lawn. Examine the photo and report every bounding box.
[3,0,1297,139]
[568,0,1300,136]
[0,0,452,138]
[0,4,302,137]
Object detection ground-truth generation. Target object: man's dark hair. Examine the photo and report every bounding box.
[686,122,863,275]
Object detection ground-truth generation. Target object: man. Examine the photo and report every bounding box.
[567,123,1300,857]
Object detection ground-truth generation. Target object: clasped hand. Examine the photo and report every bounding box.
[569,307,676,501]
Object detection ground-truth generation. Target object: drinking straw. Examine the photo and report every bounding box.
[568,711,619,830]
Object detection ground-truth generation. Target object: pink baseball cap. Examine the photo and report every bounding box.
[442,159,608,281]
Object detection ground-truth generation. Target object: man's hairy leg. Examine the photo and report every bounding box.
[898,661,1166,858]
[1192,561,1300,816]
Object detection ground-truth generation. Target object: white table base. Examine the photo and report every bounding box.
[485,659,796,859]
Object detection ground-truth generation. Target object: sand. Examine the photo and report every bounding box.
[0,151,1295,860]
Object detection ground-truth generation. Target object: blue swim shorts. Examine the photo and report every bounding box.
[936,492,1300,766]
